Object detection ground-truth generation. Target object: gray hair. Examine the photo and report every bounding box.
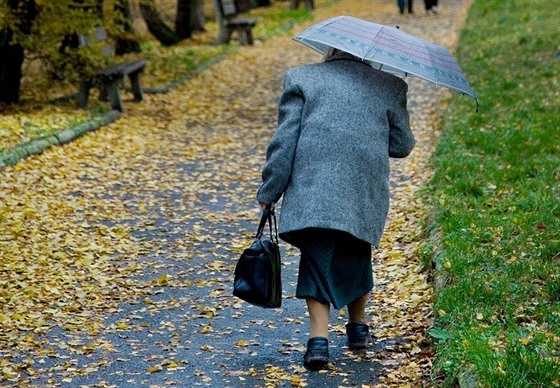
[322,47,341,62]
[322,47,363,62]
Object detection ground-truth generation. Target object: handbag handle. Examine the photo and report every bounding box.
[256,206,279,244]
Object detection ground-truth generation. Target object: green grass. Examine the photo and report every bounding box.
[139,44,233,87]
[425,0,560,386]
[250,6,312,37]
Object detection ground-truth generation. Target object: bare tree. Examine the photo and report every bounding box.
[140,0,205,45]
[190,0,206,32]
[139,0,181,46]
[175,0,193,39]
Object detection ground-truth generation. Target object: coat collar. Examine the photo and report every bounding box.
[324,51,370,67]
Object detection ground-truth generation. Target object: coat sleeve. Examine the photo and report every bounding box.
[388,83,415,158]
[256,72,304,205]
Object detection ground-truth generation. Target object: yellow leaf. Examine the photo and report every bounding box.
[519,337,530,345]
[156,274,169,286]
[147,365,163,373]
[167,361,180,370]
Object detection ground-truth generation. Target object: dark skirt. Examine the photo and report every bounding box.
[284,228,373,310]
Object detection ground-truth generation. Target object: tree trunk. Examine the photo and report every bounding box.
[289,0,314,10]
[175,0,192,40]
[114,0,142,55]
[190,0,206,32]
[212,0,228,44]
[0,0,38,104]
[139,0,181,46]
[256,0,271,6]
[0,31,25,104]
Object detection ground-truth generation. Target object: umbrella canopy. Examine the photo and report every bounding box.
[293,15,477,103]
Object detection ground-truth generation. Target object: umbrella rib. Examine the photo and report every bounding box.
[301,16,342,40]
[424,43,443,86]
[362,23,385,62]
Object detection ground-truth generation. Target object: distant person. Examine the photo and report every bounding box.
[398,0,413,14]
[257,48,415,370]
[424,0,438,13]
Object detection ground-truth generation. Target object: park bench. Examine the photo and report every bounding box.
[215,0,258,45]
[77,27,147,112]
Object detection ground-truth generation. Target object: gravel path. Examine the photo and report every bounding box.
[1,0,472,386]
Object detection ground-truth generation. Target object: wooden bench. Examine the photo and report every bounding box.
[77,27,147,112]
[215,0,258,45]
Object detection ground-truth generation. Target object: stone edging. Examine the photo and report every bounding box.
[0,110,121,170]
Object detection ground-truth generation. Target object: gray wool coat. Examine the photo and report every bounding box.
[256,52,415,247]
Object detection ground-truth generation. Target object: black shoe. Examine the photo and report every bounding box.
[303,337,329,371]
[346,323,370,350]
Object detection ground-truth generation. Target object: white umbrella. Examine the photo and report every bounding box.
[294,15,478,105]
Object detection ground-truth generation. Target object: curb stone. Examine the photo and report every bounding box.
[0,109,121,170]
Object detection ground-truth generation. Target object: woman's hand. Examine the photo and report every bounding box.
[259,202,275,211]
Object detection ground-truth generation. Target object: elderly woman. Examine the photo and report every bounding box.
[257,48,415,370]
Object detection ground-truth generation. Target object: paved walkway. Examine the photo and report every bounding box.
[1,0,472,386]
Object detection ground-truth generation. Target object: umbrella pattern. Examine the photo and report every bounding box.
[294,16,478,103]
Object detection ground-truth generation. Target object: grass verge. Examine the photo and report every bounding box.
[424,0,560,386]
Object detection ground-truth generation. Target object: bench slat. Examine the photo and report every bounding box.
[217,0,257,45]
[221,0,237,16]
[227,19,257,27]
[99,60,147,77]
[78,27,147,111]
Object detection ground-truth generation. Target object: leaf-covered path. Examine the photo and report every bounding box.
[1,0,472,386]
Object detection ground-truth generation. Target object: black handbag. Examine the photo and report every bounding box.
[233,207,282,308]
